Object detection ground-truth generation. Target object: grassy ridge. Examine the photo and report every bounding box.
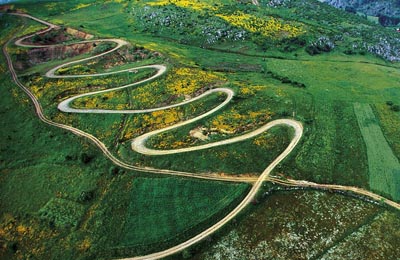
[354,103,400,200]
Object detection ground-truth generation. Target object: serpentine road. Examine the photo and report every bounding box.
[3,12,399,260]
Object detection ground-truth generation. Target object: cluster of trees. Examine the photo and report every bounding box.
[31,27,67,44]
[265,70,306,88]
[92,42,115,55]
[378,14,400,27]
[386,101,400,112]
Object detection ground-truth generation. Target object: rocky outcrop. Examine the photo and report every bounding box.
[28,43,95,64]
[14,43,95,70]
[14,26,96,69]
[319,0,400,24]
[65,28,93,40]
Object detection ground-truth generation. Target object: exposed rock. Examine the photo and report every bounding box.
[135,5,247,46]
[189,127,209,141]
[14,43,95,70]
[264,0,291,7]
[65,27,94,40]
[319,0,400,26]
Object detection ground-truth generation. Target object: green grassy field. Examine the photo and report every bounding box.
[354,103,400,200]
[375,103,400,160]
[264,58,399,187]
[0,47,115,260]
[0,56,251,259]
[120,178,248,248]
[0,11,250,259]
[1,0,400,259]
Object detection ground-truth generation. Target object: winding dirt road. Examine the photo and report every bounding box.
[3,12,399,260]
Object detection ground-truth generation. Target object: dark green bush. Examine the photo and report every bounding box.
[391,105,400,112]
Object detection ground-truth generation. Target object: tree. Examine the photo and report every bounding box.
[77,190,95,203]
[80,152,92,164]
[109,166,120,175]
[378,14,400,27]
[391,105,400,112]
[345,6,356,14]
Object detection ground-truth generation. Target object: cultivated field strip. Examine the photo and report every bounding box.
[354,103,400,201]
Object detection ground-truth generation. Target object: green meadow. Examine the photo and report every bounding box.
[354,103,400,200]
[1,0,400,259]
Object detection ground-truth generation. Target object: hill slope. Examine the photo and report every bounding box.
[319,0,400,17]
[1,0,399,259]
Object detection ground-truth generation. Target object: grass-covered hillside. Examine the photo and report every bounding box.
[1,0,399,259]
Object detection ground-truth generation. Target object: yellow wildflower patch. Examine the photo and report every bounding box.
[127,67,222,110]
[75,91,128,110]
[239,85,266,97]
[151,109,182,125]
[57,64,96,76]
[147,0,217,11]
[253,135,269,147]
[78,238,91,251]
[217,11,305,38]
[165,67,222,95]
[211,108,273,134]
[16,225,28,234]
[72,3,92,11]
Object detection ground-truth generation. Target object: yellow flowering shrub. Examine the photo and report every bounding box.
[153,137,191,150]
[149,109,183,127]
[165,67,222,95]
[16,225,28,235]
[253,132,279,148]
[127,67,223,110]
[0,214,59,260]
[147,0,217,11]
[211,108,273,134]
[120,108,183,143]
[73,90,129,110]
[217,11,305,38]
[52,112,74,125]
[78,238,91,252]
[72,3,92,11]
[57,64,96,76]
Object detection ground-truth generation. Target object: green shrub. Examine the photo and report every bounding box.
[38,198,85,229]
[391,105,400,112]
[80,152,93,164]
